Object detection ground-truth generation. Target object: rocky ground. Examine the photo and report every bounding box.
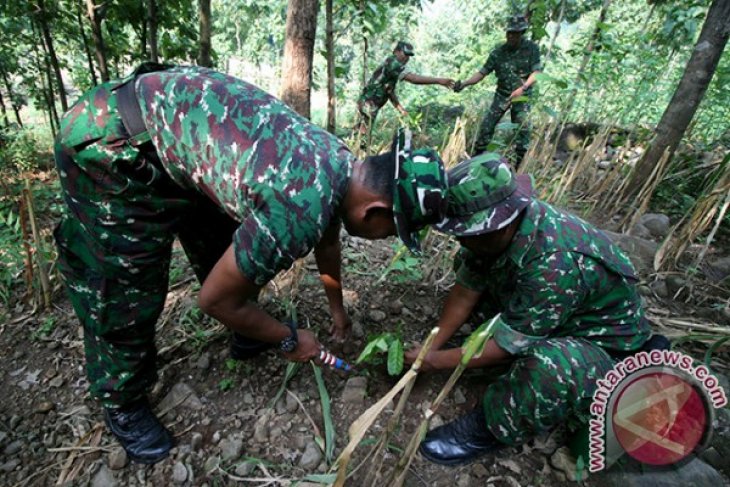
[1,206,730,486]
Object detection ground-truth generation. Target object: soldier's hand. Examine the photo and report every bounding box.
[404,345,437,372]
[509,86,525,99]
[283,329,321,362]
[329,309,352,342]
[442,79,456,89]
[453,80,464,93]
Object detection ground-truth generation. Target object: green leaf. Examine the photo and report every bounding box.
[312,363,336,463]
[301,473,337,484]
[387,339,404,376]
[356,336,389,364]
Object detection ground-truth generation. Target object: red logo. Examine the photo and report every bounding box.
[611,371,709,465]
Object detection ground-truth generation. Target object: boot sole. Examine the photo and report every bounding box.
[418,444,493,466]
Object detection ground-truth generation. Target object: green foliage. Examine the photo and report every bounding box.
[357,332,405,376]
[0,127,50,173]
[312,363,335,464]
[218,378,234,391]
[31,315,57,340]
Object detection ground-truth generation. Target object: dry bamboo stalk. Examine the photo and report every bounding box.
[24,180,51,309]
[332,328,439,487]
[388,315,500,486]
[17,193,34,297]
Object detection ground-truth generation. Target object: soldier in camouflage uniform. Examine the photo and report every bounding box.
[356,41,455,147]
[454,15,542,166]
[404,154,660,465]
[53,63,448,464]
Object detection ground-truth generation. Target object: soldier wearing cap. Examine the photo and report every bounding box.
[454,15,542,166]
[53,63,448,465]
[404,154,663,465]
[356,41,455,146]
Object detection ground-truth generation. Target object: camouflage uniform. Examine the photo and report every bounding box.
[357,55,409,131]
[473,39,542,161]
[54,65,354,407]
[452,199,651,443]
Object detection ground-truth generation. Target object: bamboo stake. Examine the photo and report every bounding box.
[332,328,439,487]
[24,180,51,309]
[18,194,34,298]
[388,314,500,486]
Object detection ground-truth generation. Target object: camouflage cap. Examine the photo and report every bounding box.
[392,128,448,254]
[395,41,415,56]
[506,14,529,32]
[434,153,533,236]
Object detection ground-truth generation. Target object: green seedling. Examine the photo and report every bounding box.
[357,332,404,376]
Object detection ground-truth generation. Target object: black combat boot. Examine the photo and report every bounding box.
[104,398,173,464]
[419,407,504,465]
[230,332,272,360]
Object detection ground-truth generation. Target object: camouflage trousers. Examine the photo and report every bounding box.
[473,94,531,166]
[54,83,246,408]
[482,337,615,444]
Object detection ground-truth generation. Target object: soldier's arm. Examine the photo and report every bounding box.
[198,245,322,362]
[402,72,455,88]
[460,71,486,88]
[388,91,408,115]
[314,221,351,341]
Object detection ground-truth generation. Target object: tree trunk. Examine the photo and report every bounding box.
[544,0,565,65]
[625,0,730,197]
[563,0,611,115]
[280,0,320,118]
[86,0,110,82]
[37,0,68,111]
[30,25,58,136]
[140,15,148,58]
[197,0,213,67]
[76,0,98,86]
[325,0,336,132]
[0,68,23,127]
[0,89,9,129]
[148,0,159,62]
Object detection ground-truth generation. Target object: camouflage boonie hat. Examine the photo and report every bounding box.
[435,153,533,236]
[395,41,415,56]
[392,128,448,254]
[506,14,529,32]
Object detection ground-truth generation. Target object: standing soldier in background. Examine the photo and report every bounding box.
[356,41,455,149]
[454,15,542,167]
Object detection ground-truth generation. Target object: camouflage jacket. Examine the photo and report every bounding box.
[135,66,354,286]
[358,55,409,109]
[456,200,651,354]
[480,39,542,97]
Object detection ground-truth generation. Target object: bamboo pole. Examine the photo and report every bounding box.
[24,180,51,309]
[18,194,34,298]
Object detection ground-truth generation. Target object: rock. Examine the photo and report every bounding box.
[640,213,671,239]
[605,231,659,273]
[108,447,129,470]
[285,392,299,413]
[550,446,583,482]
[0,431,7,447]
[352,320,365,339]
[430,414,445,429]
[253,414,271,443]
[649,279,669,298]
[275,398,287,415]
[49,376,65,388]
[472,463,489,478]
[35,401,54,414]
[158,382,203,414]
[453,388,467,405]
[195,353,210,370]
[220,436,243,461]
[91,465,117,487]
[666,275,687,297]
[629,222,654,241]
[190,432,203,450]
[4,440,22,456]
[388,299,403,315]
[638,285,652,297]
[234,462,255,476]
[457,474,472,487]
[9,415,21,429]
[341,376,367,404]
[367,309,387,322]
[203,455,220,474]
[595,457,724,486]
[0,459,20,473]
[299,441,323,470]
[705,256,730,283]
[172,462,188,484]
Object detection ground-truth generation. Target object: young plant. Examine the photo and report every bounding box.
[356,332,404,376]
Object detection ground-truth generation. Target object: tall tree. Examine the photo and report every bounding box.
[0,67,24,127]
[0,89,9,128]
[148,0,159,62]
[86,0,110,81]
[35,0,68,111]
[198,0,213,67]
[325,0,335,132]
[75,0,98,86]
[279,0,319,118]
[625,0,730,197]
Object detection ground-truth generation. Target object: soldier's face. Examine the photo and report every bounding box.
[506,31,522,48]
[394,50,410,64]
